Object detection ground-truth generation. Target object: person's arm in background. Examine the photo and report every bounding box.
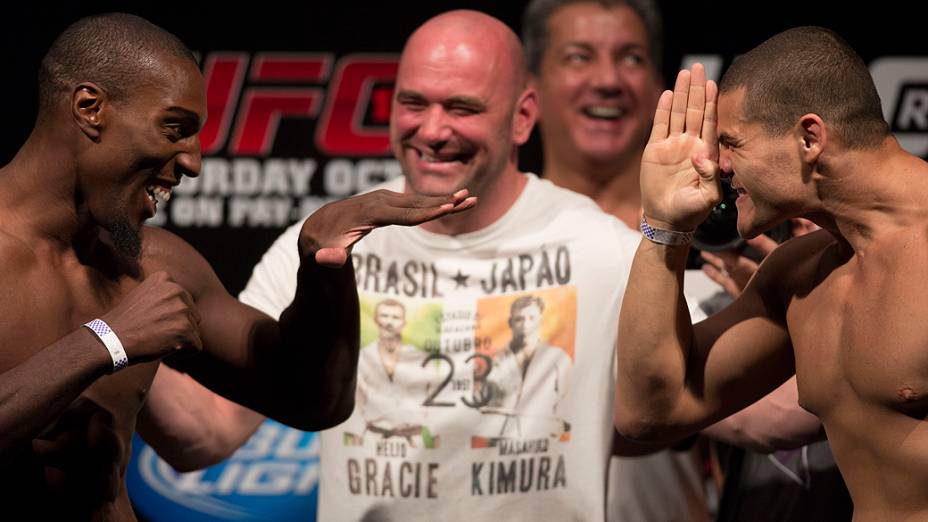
[137,365,265,472]
[138,190,475,470]
[701,376,824,453]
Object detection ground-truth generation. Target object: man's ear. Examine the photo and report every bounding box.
[797,113,826,165]
[512,86,538,146]
[72,83,106,142]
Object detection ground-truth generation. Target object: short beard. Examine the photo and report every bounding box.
[109,218,142,259]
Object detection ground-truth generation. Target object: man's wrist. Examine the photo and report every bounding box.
[640,217,695,246]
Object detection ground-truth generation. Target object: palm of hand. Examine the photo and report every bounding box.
[640,64,722,231]
[642,134,719,228]
[301,189,475,268]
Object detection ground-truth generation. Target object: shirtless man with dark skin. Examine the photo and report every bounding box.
[615,27,928,520]
[0,13,471,520]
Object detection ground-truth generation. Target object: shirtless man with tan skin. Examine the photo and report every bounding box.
[0,13,471,520]
[615,26,928,520]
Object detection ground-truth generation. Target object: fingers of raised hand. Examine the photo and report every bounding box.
[703,80,719,150]
[654,65,718,147]
[669,69,691,136]
[649,90,674,143]
[685,64,707,138]
[701,251,742,297]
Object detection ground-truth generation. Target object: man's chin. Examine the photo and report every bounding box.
[573,142,638,167]
[405,173,468,197]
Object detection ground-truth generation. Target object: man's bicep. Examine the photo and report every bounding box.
[195,288,279,370]
[142,227,280,370]
[684,279,795,428]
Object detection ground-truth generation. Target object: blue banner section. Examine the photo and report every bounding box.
[128,421,318,521]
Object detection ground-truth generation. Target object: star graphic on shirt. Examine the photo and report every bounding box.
[452,269,470,289]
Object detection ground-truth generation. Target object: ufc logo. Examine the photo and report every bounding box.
[199,52,398,157]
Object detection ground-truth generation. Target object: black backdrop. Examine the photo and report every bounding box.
[4,1,926,294]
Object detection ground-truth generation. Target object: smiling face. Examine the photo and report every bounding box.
[390,17,529,200]
[80,54,205,256]
[718,89,804,238]
[534,2,663,167]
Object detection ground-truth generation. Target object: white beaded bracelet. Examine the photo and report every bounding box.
[84,319,129,372]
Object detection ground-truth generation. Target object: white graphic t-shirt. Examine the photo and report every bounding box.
[240,174,701,521]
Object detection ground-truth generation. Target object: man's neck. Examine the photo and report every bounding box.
[378,337,403,355]
[513,337,540,369]
[543,150,642,229]
[0,130,84,247]
[813,139,928,253]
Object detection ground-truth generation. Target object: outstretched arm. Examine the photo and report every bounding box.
[153,189,475,431]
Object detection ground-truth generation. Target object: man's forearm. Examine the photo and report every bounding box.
[0,328,111,456]
[273,254,360,429]
[615,239,694,441]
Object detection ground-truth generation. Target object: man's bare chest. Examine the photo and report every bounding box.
[788,252,928,419]
[0,261,155,413]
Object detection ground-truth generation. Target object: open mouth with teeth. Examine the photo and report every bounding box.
[416,148,473,165]
[582,106,625,120]
[145,184,173,207]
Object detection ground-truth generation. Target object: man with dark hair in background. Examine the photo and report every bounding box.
[521,2,709,520]
[0,12,469,520]
[522,0,664,230]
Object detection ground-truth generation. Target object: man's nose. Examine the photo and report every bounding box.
[418,105,453,145]
[176,135,202,179]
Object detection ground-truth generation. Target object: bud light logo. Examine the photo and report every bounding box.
[127,420,318,521]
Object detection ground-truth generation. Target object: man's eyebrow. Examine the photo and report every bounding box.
[395,90,426,101]
[445,96,485,110]
[561,41,595,52]
[718,132,736,145]
[165,107,203,127]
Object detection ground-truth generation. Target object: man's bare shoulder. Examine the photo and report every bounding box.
[0,226,42,279]
[749,229,837,302]
[770,228,836,260]
[139,225,221,298]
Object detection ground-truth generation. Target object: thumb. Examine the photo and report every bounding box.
[693,153,720,182]
[315,247,349,268]
[693,153,722,206]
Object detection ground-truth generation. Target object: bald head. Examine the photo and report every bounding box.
[390,9,537,202]
[401,10,527,101]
